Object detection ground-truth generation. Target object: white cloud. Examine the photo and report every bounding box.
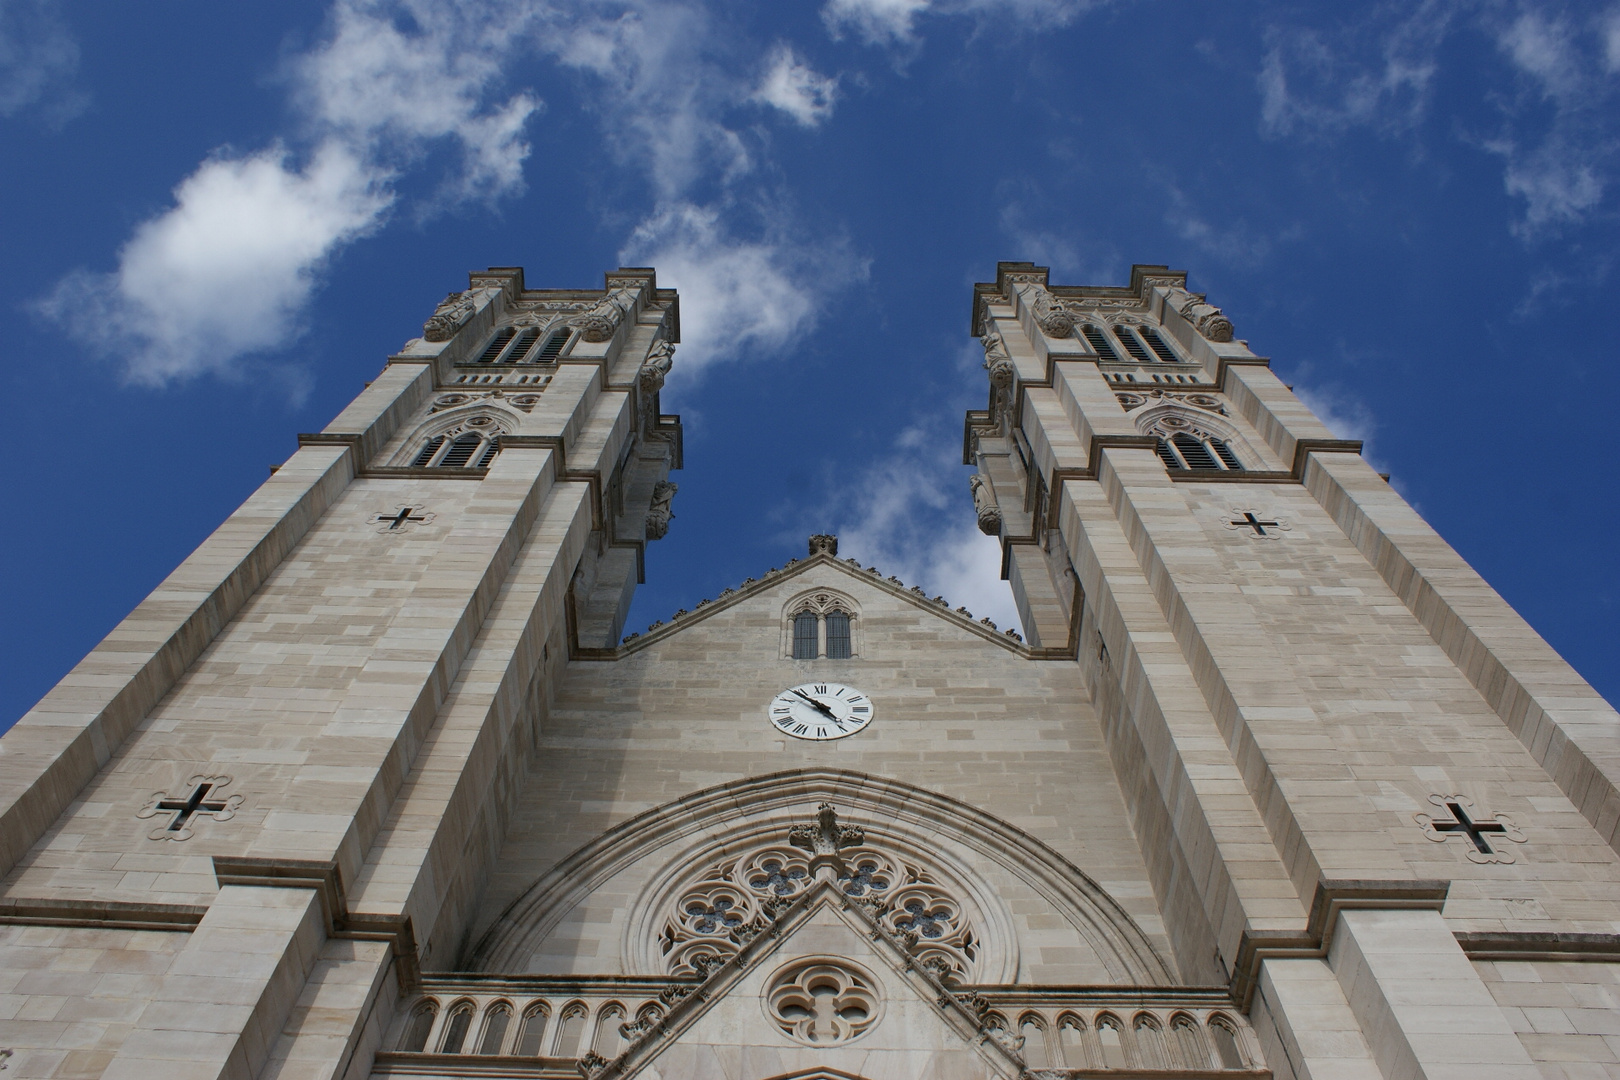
[0,0,85,122]
[1293,384,1378,445]
[1259,2,1618,239]
[822,0,931,46]
[622,200,868,374]
[831,433,1023,633]
[43,142,390,386]
[1257,12,1447,139]
[822,0,1094,47]
[294,0,543,201]
[1499,10,1580,98]
[752,43,838,127]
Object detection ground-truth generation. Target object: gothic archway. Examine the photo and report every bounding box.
[469,768,1173,985]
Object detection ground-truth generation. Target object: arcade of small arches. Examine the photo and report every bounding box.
[396,992,664,1060]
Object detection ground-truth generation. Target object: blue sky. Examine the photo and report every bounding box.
[2,0,1617,725]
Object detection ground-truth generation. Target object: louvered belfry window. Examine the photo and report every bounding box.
[1140,326,1179,362]
[439,432,483,468]
[792,612,819,660]
[411,427,500,469]
[1112,326,1155,363]
[475,327,517,363]
[1081,324,1120,361]
[1155,432,1244,472]
[825,612,852,659]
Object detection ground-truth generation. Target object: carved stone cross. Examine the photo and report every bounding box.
[137,775,243,841]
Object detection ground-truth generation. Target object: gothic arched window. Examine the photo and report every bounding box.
[825,611,852,659]
[785,592,861,660]
[1155,432,1243,472]
[438,1000,476,1054]
[477,1003,512,1055]
[1112,325,1155,363]
[792,612,818,659]
[1139,326,1180,362]
[399,999,437,1052]
[409,420,503,469]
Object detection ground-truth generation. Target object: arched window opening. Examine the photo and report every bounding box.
[1171,1013,1212,1069]
[1133,1014,1169,1070]
[792,612,819,659]
[1057,1016,1086,1069]
[515,1005,548,1056]
[1209,1015,1246,1069]
[1096,1015,1130,1069]
[1156,432,1243,472]
[399,1000,437,1053]
[439,1001,475,1054]
[552,1005,588,1057]
[1140,326,1180,362]
[476,440,500,468]
[825,611,852,659]
[1112,325,1155,363]
[1081,324,1120,361]
[477,1003,512,1055]
[1020,1016,1051,1069]
[475,328,517,364]
[592,1004,627,1059]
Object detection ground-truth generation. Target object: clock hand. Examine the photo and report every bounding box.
[791,689,838,718]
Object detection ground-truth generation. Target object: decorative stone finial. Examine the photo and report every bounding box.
[789,804,864,881]
[808,534,838,557]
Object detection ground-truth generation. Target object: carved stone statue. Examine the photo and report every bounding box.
[570,286,638,343]
[808,534,838,557]
[1173,289,1234,342]
[422,290,476,342]
[638,340,675,394]
[645,480,678,540]
[981,326,1016,389]
[969,475,1003,537]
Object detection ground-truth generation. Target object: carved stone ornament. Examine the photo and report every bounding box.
[765,958,880,1046]
[789,803,865,859]
[136,775,244,842]
[1020,284,1076,337]
[1117,389,1226,415]
[981,326,1015,389]
[645,480,678,541]
[422,290,479,342]
[969,475,1002,536]
[1173,289,1234,342]
[808,534,838,557]
[1414,793,1528,865]
[1223,508,1291,540]
[638,340,675,394]
[569,287,638,342]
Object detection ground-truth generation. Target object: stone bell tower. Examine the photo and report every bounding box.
[0,267,683,1079]
[965,261,1620,1080]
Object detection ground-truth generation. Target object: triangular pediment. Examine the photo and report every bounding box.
[576,551,1054,661]
[597,879,1023,1080]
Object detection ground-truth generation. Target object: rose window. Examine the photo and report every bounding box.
[657,835,979,981]
[765,959,880,1046]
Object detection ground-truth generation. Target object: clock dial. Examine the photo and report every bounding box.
[768,682,874,741]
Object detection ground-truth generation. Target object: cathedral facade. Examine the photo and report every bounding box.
[2,263,1617,1080]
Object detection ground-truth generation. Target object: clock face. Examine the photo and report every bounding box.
[768,682,873,741]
